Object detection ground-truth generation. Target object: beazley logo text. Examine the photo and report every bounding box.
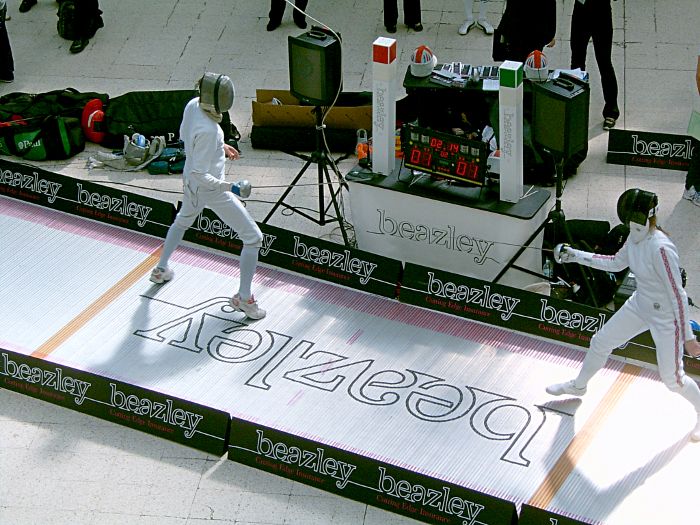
[108,383,204,438]
[0,168,62,203]
[427,271,520,321]
[256,430,357,489]
[373,209,495,264]
[293,236,377,284]
[77,183,152,227]
[0,352,91,405]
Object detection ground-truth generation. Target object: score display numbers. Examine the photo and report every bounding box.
[401,124,488,186]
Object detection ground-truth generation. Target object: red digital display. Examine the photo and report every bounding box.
[402,124,487,186]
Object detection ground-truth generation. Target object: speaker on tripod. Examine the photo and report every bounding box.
[529,74,599,306]
[263,27,349,245]
[288,28,342,106]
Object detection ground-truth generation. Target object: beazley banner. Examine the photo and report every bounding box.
[228,418,518,525]
[606,129,695,171]
[0,158,175,238]
[397,262,699,373]
[0,348,229,455]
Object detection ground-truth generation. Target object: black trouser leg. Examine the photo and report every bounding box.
[292,0,308,24]
[269,0,286,24]
[403,0,421,25]
[383,0,398,27]
[570,0,618,120]
[76,0,103,39]
[687,138,700,190]
[0,6,14,78]
[591,2,619,119]
[569,1,591,71]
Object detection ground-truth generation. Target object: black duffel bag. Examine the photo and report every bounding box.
[101,90,240,149]
[0,88,109,122]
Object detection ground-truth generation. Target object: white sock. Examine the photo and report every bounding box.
[679,376,700,412]
[237,245,259,300]
[158,222,187,269]
[574,350,608,389]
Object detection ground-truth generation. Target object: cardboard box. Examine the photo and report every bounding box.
[252,90,372,131]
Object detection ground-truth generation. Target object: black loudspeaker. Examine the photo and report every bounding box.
[532,74,590,159]
[288,28,342,106]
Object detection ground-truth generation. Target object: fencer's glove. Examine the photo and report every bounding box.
[553,243,574,264]
[231,180,251,199]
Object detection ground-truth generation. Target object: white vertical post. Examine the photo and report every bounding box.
[372,37,398,176]
[498,60,524,203]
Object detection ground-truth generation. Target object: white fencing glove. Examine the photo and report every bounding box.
[553,243,574,264]
[231,180,251,198]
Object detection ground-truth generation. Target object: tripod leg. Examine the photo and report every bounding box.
[263,157,314,224]
[322,161,350,245]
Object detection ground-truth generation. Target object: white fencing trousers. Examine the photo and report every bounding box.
[158,179,263,277]
[575,294,700,412]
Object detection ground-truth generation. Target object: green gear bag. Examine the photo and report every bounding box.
[0,115,85,160]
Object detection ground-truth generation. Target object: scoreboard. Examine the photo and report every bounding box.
[401,124,489,186]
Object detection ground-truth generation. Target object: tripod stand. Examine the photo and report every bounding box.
[493,151,599,307]
[262,106,350,246]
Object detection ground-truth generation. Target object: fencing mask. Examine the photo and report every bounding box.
[616,188,658,243]
[198,72,235,120]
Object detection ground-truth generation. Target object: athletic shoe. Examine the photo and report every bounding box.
[150,266,174,284]
[230,293,266,320]
[408,22,423,32]
[692,193,700,207]
[546,380,587,397]
[603,117,617,131]
[682,186,698,201]
[458,18,476,35]
[692,414,700,442]
[476,19,494,35]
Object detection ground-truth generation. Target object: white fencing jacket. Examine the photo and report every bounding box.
[567,229,694,342]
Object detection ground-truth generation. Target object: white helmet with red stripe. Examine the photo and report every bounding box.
[410,45,437,77]
[524,50,548,82]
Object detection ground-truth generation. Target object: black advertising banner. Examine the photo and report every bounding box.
[228,418,518,525]
[0,348,230,455]
[0,158,175,238]
[399,263,662,367]
[258,222,403,298]
[606,129,695,171]
[519,504,592,525]
[184,212,403,298]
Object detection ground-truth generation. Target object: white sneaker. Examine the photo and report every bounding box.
[691,414,700,442]
[476,18,494,35]
[150,266,174,284]
[692,193,700,208]
[458,18,475,35]
[546,380,587,397]
[682,186,697,201]
[230,293,266,319]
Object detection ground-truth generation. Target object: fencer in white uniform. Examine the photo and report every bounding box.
[150,73,266,319]
[548,189,700,441]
